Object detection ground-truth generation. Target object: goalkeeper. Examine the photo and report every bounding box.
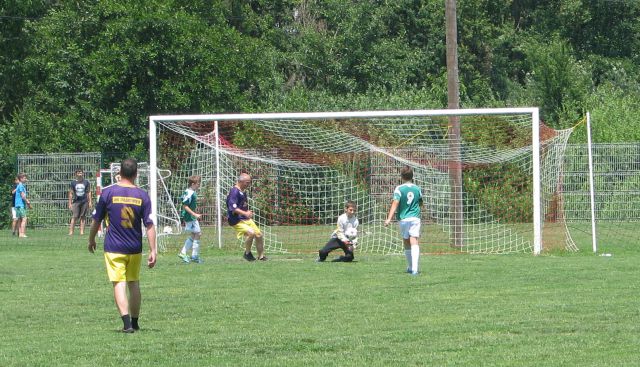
[317,201,359,262]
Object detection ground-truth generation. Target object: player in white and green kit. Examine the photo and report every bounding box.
[178,175,202,263]
[384,166,423,275]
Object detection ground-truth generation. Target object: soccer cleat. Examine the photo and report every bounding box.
[243,252,256,261]
[406,267,412,273]
[315,257,325,263]
[410,271,419,276]
[258,256,268,261]
[191,255,202,263]
[122,327,135,333]
[178,253,190,263]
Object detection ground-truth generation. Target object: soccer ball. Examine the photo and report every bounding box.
[345,227,357,239]
[163,226,173,234]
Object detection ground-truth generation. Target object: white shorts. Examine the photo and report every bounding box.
[11,207,17,220]
[399,218,421,239]
[184,220,201,234]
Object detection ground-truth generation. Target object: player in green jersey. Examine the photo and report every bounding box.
[384,166,423,275]
[178,175,203,263]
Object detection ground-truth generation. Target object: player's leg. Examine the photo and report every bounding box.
[15,217,22,237]
[400,220,412,272]
[319,238,341,261]
[339,241,354,262]
[113,281,130,315]
[243,231,256,260]
[179,221,195,263]
[69,203,78,235]
[245,220,265,260]
[19,212,28,237]
[190,221,202,262]
[124,254,142,331]
[403,238,412,272]
[408,219,421,275]
[79,202,87,235]
[127,281,141,330]
[234,221,257,261]
[113,281,133,331]
[255,234,265,260]
[408,237,420,274]
[106,253,138,332]
[11,207,17,235]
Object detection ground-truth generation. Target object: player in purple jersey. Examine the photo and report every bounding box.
[226,172,266,261]
[88,158,157,333]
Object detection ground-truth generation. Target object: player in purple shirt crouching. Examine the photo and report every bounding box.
[88,158,157,333]
[226,172,266,261]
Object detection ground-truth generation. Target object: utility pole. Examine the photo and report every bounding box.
[445,0,464,248]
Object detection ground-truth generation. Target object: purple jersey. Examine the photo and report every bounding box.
[226,186,249,226]
[93,184,153,254]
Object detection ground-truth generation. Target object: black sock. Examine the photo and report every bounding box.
[121,314,132,330]
[132,317,139,330]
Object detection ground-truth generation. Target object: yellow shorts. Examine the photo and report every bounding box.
[232,220,262,240]
[104,252,142,282]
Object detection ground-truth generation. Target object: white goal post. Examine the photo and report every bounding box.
[146,107,569,255]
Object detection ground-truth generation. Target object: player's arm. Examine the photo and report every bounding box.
[88,195,106,253]
[384,200,399,226]
[21,190,31,209]
[88,220,100,253]
[227,194,252,218]
[141,196,157,268]
[182,204,201,219]
[68,188,73,209]
[146,223,157,268]
[87,184,93,207]
[336,217,350,244]
[232,207,253,218]
[351,219,359,247]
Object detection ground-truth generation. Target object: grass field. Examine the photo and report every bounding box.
[1,229,639,366]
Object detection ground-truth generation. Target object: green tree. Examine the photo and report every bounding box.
[9,1,281,156]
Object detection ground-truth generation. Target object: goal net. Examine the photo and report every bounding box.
[562,143,640,252]
[99,162,181,250]
[150,109,574,255]
[16,152,102,227]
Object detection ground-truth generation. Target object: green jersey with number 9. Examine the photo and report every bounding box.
[392,183,422,220]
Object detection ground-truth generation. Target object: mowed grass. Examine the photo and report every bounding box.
[1,229,639,366]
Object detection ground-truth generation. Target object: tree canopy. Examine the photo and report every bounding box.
[1,0,639,183]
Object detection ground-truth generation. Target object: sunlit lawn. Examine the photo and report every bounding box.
[1,228,638,366]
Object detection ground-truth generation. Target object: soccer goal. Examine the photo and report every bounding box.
[149,108,575,255]
[97,161,182,250]
[16,152,102,227]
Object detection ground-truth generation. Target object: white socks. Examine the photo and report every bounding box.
[405,246,420,273]
[192,240,200,257]
[411,245,420,274]
[181,237,193,255]
[181,237,200,258]
[405,249,412,271]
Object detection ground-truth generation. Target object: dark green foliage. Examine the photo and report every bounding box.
[1,0,640,229]
[464,163,533,223]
